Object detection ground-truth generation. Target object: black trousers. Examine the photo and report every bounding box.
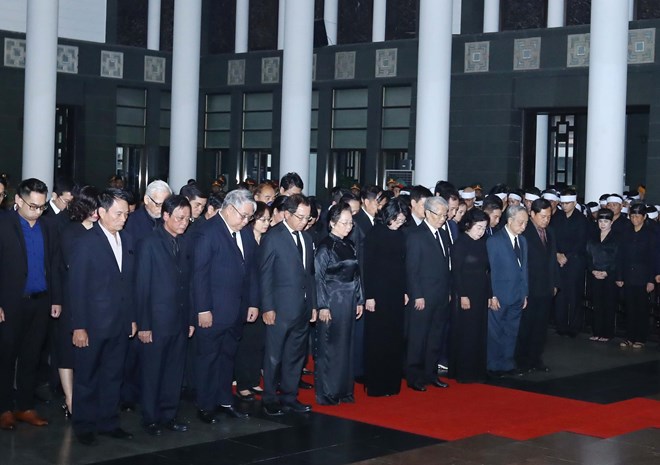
[140,332,186,425]
[0,294,50,412]
[194,324,241,411]
[234,319,265,391]
[591,277,617,338]
[262,314,309,404]
[625,285,651,343]
[121,337,141,405]
[515,295,552,370]
[73,332,127,434]
[405,299,449,385]
[554,259,586,333]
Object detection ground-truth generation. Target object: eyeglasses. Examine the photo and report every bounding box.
[172,214,191,223]
[426,209,448,219]
[336,220,353,227]
[256,216,271,223]
[291,212,313,222]
[147,195,164,208]
[230,204,254,222]
[20,197,49,212]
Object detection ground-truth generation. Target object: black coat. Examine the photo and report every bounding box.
[586,230,619,275]
[405,221,451,305]
[617,223,657,286]
[522,224,559,298]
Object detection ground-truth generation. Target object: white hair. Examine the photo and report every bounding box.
[145,179,172,197]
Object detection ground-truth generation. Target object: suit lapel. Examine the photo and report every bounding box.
[280,223,304,268]
[217,217,244,263]
[93,224,122,274]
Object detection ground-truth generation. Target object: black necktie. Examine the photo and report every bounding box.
[171,237,179,257]
[293,231,304,261]
[514,236,522,264]
[435,230,446,257]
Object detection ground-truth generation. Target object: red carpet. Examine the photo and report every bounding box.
[297,379,660,441]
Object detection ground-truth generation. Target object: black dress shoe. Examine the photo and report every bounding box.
[340,394,355,403]
[282,400,312,413]
[263,402,285,416]
[408,382,426,392]
[236,391,255,402]
[217,405,249,419]
[143,423,162,436]
[98,428,133,440]
[431,378,449,388]
[76,431,97,446]
[316,395,339,406]
[298,380,313,389]
[533,364,551,373]
[164,420,189,432]
[197,409,218,424]
[504,369,525,377]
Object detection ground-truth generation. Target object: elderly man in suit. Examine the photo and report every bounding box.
[69,188,137,445]
[405,196,451,391]
[0,178,62,431]
[192,189,259,423]
[487,205,529,377]
[136,195,195,436]
[258,194,318,416]
[516,198,558,373]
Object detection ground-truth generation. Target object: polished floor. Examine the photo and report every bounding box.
[2,331,660,465]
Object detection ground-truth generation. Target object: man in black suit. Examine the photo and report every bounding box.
[0,178,62,431]
[279,172,304,196]
[136,195,195,436]
[404,196,451,391]
[179,183,207,223]
[516,199,558,373]
[69,189,137,445]
[258,194,317,415]
[405,185,433,228]
[192,189,259,423]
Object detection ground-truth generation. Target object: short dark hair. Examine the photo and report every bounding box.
[561,187,577,197]
[17,178,48,197]
[283,193,310,213]
[271,195,288,212]
[488,183,509,196]
[330,186,347,204]
[207,191,225,210]
[629,201,647,216]
[531,198,552,213]
[280,172,304,192]
[459,208,489,232]
[162,194,191,217]
[596,208,614,221]
[98,188,130,211]
[328,201,352,225]
[179,183,206,201]
[252,201,273,222]
[482,196,503,213]
[360,185,382,201]
[340,191,359,204]
[69,185,100,222]
[308,196,320,219]
[376,197,409,226]
[53,177,75,196]
[409,185,433,203]
[434,180,459,201]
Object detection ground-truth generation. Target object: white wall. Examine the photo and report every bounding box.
[0,0,107,43]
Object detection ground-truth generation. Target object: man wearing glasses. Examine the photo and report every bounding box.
[42,177,74,226]
[258,194,318,416]
[191,189,259,423]
[0,178,62,431]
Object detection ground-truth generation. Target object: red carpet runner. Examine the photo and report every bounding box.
[297,380,660,440]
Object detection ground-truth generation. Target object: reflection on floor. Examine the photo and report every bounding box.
[1,331,659,465]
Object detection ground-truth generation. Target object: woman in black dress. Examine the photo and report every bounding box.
[58,185,99,417]
[449,208,491,383]
[362,198,408,396]
[314,202,364,405]
[586,208,619,342]
[617,202,657,349]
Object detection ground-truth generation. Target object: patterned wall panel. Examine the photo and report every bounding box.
[4,37,26,68]
[335,51,356,80]
[261,56,280,84]
[57,44,78,74]
[567,33,590,68]
[628,28,655,64]
[228,59,245,85]
[100,50,124,79]
[375,48,398,78]
[144,56,166,83]
[464,41,489,73]
[513,37,541,70]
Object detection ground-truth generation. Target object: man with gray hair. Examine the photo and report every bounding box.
[486,204,529,377]
[404,196,451,391]
[191,188,259,422]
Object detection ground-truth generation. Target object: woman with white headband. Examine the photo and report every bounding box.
[605,194,631,235]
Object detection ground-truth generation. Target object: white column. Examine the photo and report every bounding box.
[147,0,161,50]
[483,0,499,33]
[169,0,202,191]
[414,0,452,187]
[629,0,635,21]
[22,0,59,185]
[235,0,249,53]
[324,0,338,45]
[452,0,462,34]
[279,0,314,187]
[535,115,548,189]
[372,0,386,42]
[585,0,628,202]
[547,0,565,28]
[277,0,285,50]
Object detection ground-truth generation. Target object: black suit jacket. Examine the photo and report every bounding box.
[522,224,559,298]
[0,211,62,312]
[68,223,135,338]
[135,227,194,336]
[192,215,259,328]
[258,222,317,322]
[405,221,451,306]
[124,207,160,244]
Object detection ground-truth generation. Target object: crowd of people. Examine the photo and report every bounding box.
[0,171,659,446]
